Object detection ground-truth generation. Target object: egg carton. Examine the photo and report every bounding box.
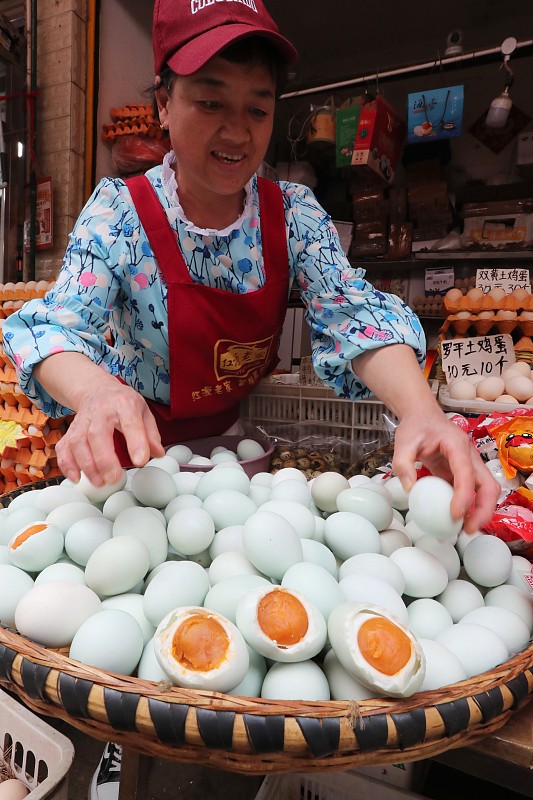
[439,385,527,414]
[440,315,533,338]
[0,688,74,798]
[444,293,533,316]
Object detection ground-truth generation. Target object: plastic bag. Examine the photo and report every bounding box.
[111,135,170,175]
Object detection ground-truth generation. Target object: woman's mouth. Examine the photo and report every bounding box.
[212,150,245,164]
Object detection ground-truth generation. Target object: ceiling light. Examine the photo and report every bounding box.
[486,37,517,128]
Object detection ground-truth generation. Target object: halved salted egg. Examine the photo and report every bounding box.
[235,585,327,662]
[153,606,249,692]
[8,522,64,572]
[327,603,425,697]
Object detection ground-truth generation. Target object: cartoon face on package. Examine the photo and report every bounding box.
[491,416,533,479]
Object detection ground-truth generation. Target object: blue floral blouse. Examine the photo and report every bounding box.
[2,159,425,418]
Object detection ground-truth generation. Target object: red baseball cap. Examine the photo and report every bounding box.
[153,0,298,76]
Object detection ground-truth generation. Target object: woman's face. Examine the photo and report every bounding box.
[157,56,276,208]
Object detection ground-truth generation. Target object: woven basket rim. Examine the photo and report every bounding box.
[1,478,532,771]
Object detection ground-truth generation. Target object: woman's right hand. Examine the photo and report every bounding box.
[55,380,165,486]
[34,353,165,486]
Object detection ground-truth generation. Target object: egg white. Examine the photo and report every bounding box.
[154,606,249,692]
[235,585,327,662]
[328,602,425,698]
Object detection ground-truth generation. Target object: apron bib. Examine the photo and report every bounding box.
[113,175,289,464]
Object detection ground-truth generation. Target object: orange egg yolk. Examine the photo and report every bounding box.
[357,616,412,676]
[171,615,229,672]
[10,523,48,549]
[257,589,308,646]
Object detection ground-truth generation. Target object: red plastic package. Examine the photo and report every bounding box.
[111,135,171,175]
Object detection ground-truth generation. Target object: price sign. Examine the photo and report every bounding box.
[476,267,530,295]
[425,267,454,296]
[440,333,515,384]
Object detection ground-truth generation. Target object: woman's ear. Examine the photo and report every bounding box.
[155,84,170,128]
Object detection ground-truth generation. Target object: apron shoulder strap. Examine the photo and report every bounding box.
[125,175,186,283]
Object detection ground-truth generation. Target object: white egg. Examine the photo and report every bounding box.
[459,606,530,655]
[415,535,461,580]
[270,480,312,507]
[202,490,257,530]
[389,547,449,598]
[322,647,379,700]
[236,438,265,461]
[327,603,425,698]
[75,470,127,502]
[146,455,180,474]
[142,560,210,627]
[102,490,140,521]
[236,585,327,662]
[70,609,144,676]
[408,476,463,540]
[247,484,271,507]
[338,553,405,595]
[173,472,202,494]
[407,598,453,640]
[270,467,307,486]
[35,485,92,514]
[261,660,330,701]
[259,500,316,538]
[462,535,513,587]
[227,645,267,697]
[203,574,272,623]
[46,502,102,534]
[137,637,170,682]
[0,564,34,627]
[281,562,343,621]
[505,555,533,594]
[85,535,151,596]
[167,507,215,555]
[310,472,350,512]
[166,444,193,464]
[0,506,47,546]
[418,638,467,691]
[208,525,245,558]
[8,522,64,572]
[242,510,303,580]
[113,506,168,569]
[324,512,381,560]
[64,517,113,566]
[300,538,338,576]
[379,529,412,556]
[130,466,178,508]
[435,623,508,678]
[335,487,393,531]
[34,563,86,586]
[15,581,102,647]
[383,476,410,511]
[484,584,533,630]
[250,471,273,488]
[435,578,485,622]
[339,574,408,624]
[154,606,249,691]
[208,551,265,584]
[195,468,250,500]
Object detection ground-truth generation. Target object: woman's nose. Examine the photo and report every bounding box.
[220,110,250,143]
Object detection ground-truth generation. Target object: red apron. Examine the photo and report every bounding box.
[113,175,289,464]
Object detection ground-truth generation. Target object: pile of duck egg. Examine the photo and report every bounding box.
[0,438,531,703]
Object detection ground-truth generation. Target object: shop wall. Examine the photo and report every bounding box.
[95,0,153,181]
[34,0,88,280]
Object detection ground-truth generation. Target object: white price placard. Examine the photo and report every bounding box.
[425,267,455,295]
[476,267,530,295]
[440,333,515,384]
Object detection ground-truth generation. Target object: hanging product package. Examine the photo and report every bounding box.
[407,85,464,144]
[350,96,406,184]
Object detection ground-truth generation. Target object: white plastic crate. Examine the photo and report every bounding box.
[255,770,428,800]
[0,689,74,799]
[241,381,400,445]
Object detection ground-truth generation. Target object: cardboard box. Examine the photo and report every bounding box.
[335,98,362,167]
[351,96,406,184]
[463,213,533,243]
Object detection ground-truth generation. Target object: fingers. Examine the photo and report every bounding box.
[56,389,164,485]
[462,457,501,533]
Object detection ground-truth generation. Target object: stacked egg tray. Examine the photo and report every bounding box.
[0,475,531,775]
[0,281,70,493]
[440,292,533,340]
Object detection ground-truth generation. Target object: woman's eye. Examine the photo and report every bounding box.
[250,107,268,118]
[200,101,221,110]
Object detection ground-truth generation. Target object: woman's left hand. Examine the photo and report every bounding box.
[391,407,500,533]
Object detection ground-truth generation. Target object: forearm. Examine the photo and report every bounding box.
[351,344,437,420]
[33,353,119,412]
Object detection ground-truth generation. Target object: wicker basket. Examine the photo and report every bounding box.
[0,479,532,775]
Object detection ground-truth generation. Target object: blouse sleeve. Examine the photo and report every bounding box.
[2,178,132,417]
[283,182,426,400]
